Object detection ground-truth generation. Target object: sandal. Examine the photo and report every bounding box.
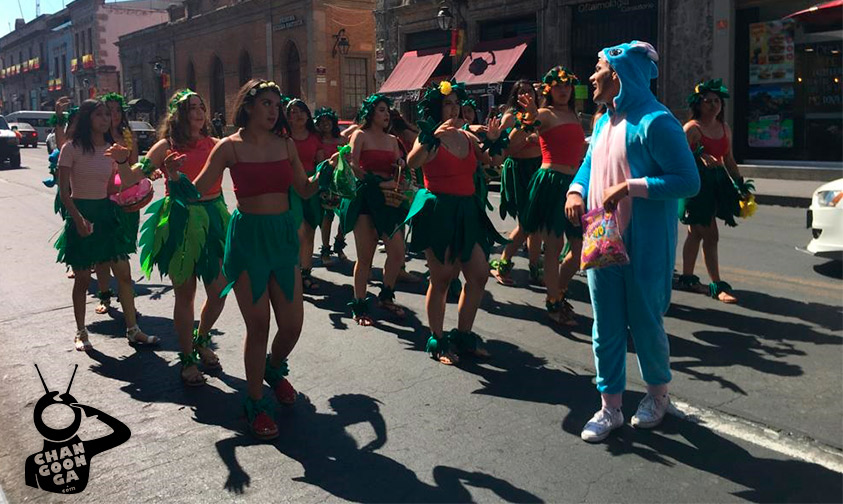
[333,237,348,262]
[378,286,406,318]
[397,267,423,284]
[126,325,160,346]
[319,245,334,267]
[529,263,545,287]
[547,298,576,326]
[450,329,490,358]
[301,268,320,291]
[709,281,738,304]
[179,351,206,387]
[67,270,76,279]
[74,328,92,352]
[425,332,459,365]
[489,258,515,286]
[349,298,374,326]
[193,329,222,371]
[264,356,296,405]
[95,289,113,315]
[675,274,708,294]
[243,395,279,441]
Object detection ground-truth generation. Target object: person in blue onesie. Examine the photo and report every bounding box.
[565,41,700,443]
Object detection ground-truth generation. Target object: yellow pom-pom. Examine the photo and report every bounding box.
[740,194,757,218]
[695,84,701,94]
[439,81,452,96]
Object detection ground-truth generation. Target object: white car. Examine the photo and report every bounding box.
[805,178,843,260]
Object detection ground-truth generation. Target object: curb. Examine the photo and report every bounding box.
[754,194,811,208]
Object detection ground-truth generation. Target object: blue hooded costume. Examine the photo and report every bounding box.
[569,41,700,394]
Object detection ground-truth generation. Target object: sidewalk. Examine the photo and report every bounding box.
[752,177,822,208]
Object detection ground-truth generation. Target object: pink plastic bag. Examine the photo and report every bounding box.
[580,207,630,270]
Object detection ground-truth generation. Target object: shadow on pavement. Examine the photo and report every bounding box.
[216,393,542,502]
[812,259,842,280]
[483,292,593,344]
[733,290,842,332]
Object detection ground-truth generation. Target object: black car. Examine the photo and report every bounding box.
[9,122,38,148]
[130,121,156,154]
[0,116,21,168]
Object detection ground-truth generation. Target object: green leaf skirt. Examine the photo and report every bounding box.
[521,168,583,240]
[220,209,300,303]
[403,189,507,264]
[338,173,409,238]
[54,198,134,270]
[290,187,324,230]
[679,163,741,227]
[138,194,231,286]
[498,156,541,222]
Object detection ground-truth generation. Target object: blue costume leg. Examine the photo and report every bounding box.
[587,265,629,394]
[625,264,672,387]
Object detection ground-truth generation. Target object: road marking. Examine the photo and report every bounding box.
[671,398,843,473]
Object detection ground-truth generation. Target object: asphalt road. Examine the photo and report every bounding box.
[0,145,840,503]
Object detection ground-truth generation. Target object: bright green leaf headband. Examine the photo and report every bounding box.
[168,89,198,114]
[687,78,729,105]
[356,94,392,124]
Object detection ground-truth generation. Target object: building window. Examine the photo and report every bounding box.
[75,33,80,57]
[342,57,368,120]
[284,42,301,98]
[238,50,252,86]
[210,56,225,119]
[186,61,196,91]
[88,28,93,55]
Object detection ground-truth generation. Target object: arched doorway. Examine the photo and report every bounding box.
[238,50,252,86]
[186,60,196,91]
[284,42,301,98]
[210,56,225,120]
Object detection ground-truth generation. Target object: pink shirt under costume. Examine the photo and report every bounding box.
[58,142,116,200]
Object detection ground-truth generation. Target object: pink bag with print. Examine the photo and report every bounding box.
[580,207,630,270]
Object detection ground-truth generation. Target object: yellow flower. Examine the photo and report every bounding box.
[695,84,701,94]
[439,81,452,96]
[543,84,551,95]
[740,195,757,218]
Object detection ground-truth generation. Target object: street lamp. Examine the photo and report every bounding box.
[332,29,351,58]
[436,3,455,31]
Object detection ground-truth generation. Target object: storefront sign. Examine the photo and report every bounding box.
[274,16,303,31]
[747,84,794,148]
[749,20,795,85]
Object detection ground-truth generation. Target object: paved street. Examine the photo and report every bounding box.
[0,146,841,503]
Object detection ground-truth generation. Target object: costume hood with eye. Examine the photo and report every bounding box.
[600,41,660,114]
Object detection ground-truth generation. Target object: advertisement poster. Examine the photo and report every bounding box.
[749,20,795,85]
[747,84,794,148]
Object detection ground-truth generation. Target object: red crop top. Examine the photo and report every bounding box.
[322,141,340,158]
[165,136,222,196]
[230,159,293,199]
[423,138,476,197]
[697,123,730,159]
[540,123,586,167]
[359,149,398,178]
[293,133,324,175]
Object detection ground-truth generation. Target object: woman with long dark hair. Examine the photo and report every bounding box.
[405,80,506,365]
[164,79,320,440]
[489,80,544,286]
[336,94,409,325]
[676,79,749,304]
[55,99,158,351]
[313,106,348,265]
[135,89,229,386]
[287,99,327,291]
[519,67,586,326]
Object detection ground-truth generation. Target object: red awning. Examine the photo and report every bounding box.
[453,35,533,86]
[784,0,843,26]
[379,49,447,94]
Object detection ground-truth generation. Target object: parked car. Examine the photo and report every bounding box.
[9,122,38,148]
[129,120,156,154]
[804,178,843,260]
[0,115,22,168]
[4,110,53,142]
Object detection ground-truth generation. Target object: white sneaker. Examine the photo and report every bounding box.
[631,393,670,429]
[580,407,624,443]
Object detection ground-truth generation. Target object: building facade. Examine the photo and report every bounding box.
[375,0,842,166]
[117,0,376,127]
[0,0,171,114]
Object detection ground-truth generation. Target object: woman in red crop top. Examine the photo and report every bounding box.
[517,66,587,326]
[55,99,158,352]
[167,80,321,441]
[287,99,327,291]
[125,89,230,386]
[313,106,349,265]
[489,79,545,287]
[405,80,507,365]
[333,94,410,325]
[676,79,748,304]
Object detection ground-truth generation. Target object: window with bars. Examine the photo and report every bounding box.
[342,57,368,120]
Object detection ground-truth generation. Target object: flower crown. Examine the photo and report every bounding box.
[314,106,338,123]
[687,78,729,105]
[168,89,198,114]
[417,79,467,122]
[461,98,478,111]
[248,80,282,97]
[100,92,127,109]
[356,94,392,124]
[541,67,579,96]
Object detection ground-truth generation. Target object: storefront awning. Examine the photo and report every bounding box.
[453,35,533,87]
[784,0,843,26]
[379,49,448,94]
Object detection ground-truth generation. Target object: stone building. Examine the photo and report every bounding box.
[117,0,377,126]
[375,0,842,166]
[0,0,171,114]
